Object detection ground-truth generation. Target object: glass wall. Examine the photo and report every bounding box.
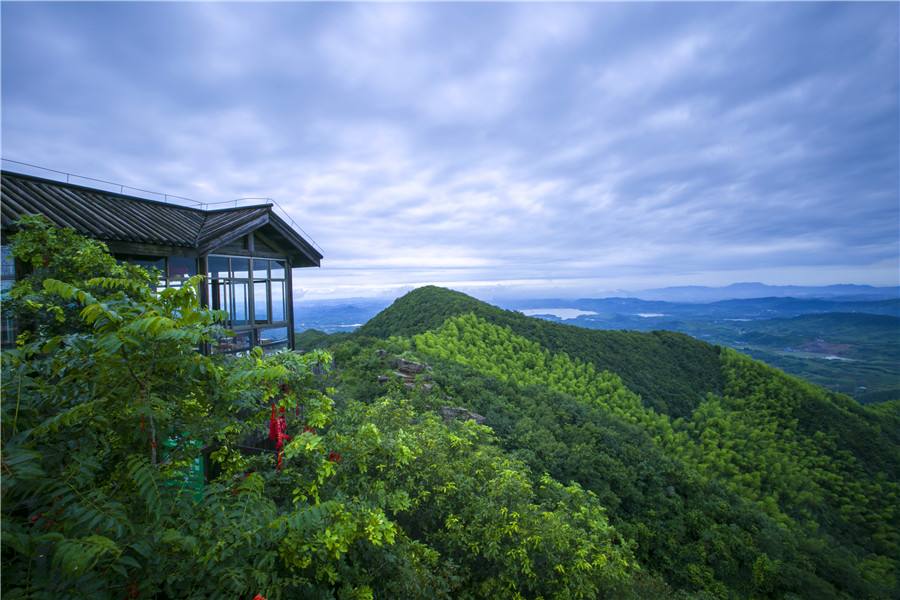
[259,326,289,352]
[212,331,252,354]
[207,256,249,326]
[208,255,289,354]
[117,255,196,292]
[167,256,198,288]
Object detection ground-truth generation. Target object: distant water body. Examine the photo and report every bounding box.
[520,308,598,320]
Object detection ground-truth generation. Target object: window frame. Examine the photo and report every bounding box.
[207,254,290,354]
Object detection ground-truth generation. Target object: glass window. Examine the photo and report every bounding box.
[231,258,250,279]
[253,259,269,279]
[254,281,269,323]
[1,245,15,281]
[233,282,249,325]
[209,280,232,315]
[206,254,290,352]
[213,331,252,354]
[117,255,166,290]
[1,245,16,346]
[208,256,230,279]
[167,256,196,282]
[271,280,285,322]
[270,260,285,280]
[259,327,289,353]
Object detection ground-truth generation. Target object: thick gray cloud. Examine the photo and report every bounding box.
[2,2,897,299]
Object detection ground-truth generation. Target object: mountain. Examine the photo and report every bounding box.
[360,286,725,418]
[501,295,900,319]
[629,282,900,302]
[328,286,900,598]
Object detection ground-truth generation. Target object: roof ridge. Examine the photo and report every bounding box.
[194,210,210,247]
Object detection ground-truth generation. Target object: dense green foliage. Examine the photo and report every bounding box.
[2,220,637,599]
[4,222,898,598]
[345,288,900,598]
[361,286,725,419]
[297,328,351,352]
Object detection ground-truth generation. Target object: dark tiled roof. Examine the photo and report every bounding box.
[196,206,271,247]
[1,171,322,266]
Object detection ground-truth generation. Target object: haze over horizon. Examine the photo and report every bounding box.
[3,3,898,300]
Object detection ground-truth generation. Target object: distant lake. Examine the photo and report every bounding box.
[520,308,598,320]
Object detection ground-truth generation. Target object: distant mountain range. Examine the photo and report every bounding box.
[626,282,899,302]
[499,295,900,320]
[294,285,900,333]
[295,289,900,403]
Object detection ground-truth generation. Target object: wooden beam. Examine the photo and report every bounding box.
[199,214,269,256]
[106,241,198,258]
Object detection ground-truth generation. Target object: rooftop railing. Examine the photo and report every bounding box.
[1,158,324,255]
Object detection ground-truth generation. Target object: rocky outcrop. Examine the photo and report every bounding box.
[374,353,432,389]
[439,407,486,425]
[393,358,428,374]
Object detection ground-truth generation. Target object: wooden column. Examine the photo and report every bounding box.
[198,254,209,308]
[286,258,296,351]
[198,254,209,354]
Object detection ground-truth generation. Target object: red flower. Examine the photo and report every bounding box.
[268,404,278,442]
[253,595,267,600]
[328,451,342,463]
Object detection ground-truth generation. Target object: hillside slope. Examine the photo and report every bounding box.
[360,286,724,419]
[340,286,900,598]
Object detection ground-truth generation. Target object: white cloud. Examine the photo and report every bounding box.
[2,2,896,300]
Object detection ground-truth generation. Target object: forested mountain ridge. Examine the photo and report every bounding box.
[360,286,725,419]
[335,286,900,597]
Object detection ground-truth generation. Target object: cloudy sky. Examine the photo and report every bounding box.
[2,2,897,300]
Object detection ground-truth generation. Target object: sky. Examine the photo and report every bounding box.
[2,2,898,300]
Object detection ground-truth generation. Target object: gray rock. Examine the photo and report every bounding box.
[439,407,486,425]
[394,358,427,374]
